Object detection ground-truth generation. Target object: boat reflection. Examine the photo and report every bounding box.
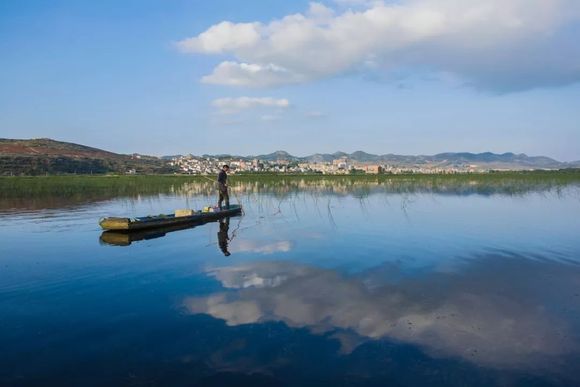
[99,215,240,247]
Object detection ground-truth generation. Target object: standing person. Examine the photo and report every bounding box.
[217,164,230,210]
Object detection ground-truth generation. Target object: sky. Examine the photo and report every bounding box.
[0,0,579,160]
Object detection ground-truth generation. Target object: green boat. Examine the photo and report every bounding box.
[100,215,239,246]
[99,204,242,231]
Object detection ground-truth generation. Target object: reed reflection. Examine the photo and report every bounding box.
[2,173,580,213]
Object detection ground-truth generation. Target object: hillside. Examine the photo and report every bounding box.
[2,138,576,175]
[194,150,573,170]
[0,138,174,175]
[294,151,564,169]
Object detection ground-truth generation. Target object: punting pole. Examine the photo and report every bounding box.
[199,174,242,206]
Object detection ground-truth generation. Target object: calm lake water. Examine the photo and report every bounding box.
[1,176,580,386]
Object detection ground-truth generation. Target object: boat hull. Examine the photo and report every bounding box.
[99,205,242,231]
[100,212,241,246]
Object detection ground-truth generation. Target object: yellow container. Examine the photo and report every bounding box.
[175,209,195,217]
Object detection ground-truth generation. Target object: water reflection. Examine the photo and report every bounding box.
[218,218,231,256]
[183,252,580,379]
[2,175,580,386]
[230,239,294,255]
[99,222,205,246]
[2,173,579,213]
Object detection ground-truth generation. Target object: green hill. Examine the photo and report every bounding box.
[0,138,174,175]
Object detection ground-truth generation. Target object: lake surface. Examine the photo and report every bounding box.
[1,175,580,386]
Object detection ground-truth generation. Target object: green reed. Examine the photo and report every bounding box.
[1,171,579,200]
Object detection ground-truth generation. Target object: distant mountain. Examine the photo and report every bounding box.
[1,138,573,175]
[253,150,295,161]
[0,138,174,175]
[161,154,184,160]
[348,151,381,163]
[180,150,574,170]
[305,153,334,163]
[297,151,563,169]
[427,152,559,166]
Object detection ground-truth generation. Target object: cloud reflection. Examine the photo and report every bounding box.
[184,255,580,371]
[229,240,293,255]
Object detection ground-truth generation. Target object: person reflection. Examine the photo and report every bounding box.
[217,217,231,256]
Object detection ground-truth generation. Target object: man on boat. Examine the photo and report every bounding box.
[217,164,230,210]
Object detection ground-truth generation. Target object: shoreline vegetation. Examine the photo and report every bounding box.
[1,170,579,194]
[1,169,580,180]
[2,170,579,182]
[1,171,579,212]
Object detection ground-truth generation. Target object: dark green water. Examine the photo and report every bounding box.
[1,175,580,386]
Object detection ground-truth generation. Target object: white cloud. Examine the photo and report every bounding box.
[211,96,290,115]
[332,0,382,8]
[178,0,580,90]
[176,21,260,54]
[202,61,304,87]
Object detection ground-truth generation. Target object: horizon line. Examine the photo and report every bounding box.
[2,137,578,163]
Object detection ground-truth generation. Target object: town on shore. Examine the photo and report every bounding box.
[171,155,511,175]
[2,139,578,176]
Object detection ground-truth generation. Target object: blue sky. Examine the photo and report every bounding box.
[1,0,579,160]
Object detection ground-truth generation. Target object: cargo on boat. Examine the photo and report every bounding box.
[99,204,242,231]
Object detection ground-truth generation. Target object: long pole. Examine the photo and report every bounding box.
[199,174,241,205]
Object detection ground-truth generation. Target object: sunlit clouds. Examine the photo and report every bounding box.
[178,0,580,91]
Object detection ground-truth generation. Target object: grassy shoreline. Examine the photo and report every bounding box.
[1,170,580,185]
[2,169,580,179]
[1,170,579,194]
[1,171,579,212]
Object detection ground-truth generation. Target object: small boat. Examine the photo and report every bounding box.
[100,216,236,246]
[99,204,242,231]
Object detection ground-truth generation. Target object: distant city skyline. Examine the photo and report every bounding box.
[1,0,579,160]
